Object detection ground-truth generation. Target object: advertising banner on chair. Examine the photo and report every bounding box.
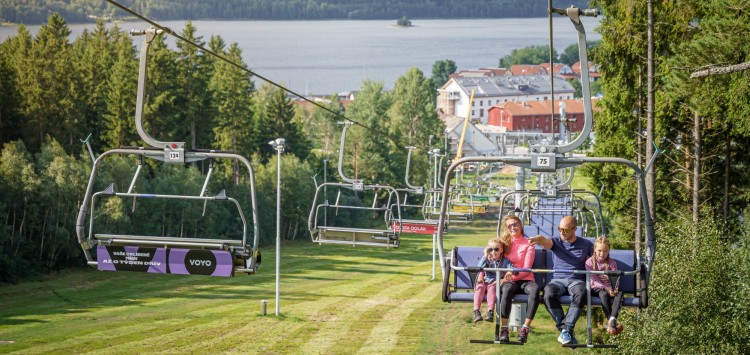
[390,222,440,235]
[97,245,233,277]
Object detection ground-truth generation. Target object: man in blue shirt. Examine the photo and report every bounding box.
[528,216,593,345]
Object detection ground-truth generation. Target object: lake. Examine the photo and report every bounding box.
[0,18,601,95]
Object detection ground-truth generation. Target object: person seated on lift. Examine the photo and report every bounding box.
[528,216,593,346]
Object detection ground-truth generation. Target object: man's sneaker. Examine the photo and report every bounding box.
[557,329,572,344]
[498,326,510,343]
[517,326,530,343]
[473,310,482,323]
[569,333,578,345]
[485,310,494,322]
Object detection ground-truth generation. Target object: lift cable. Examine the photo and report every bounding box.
[105,0,435,154]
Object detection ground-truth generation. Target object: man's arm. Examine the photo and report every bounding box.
[527,235,553,250]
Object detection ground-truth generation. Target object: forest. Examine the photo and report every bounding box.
[0,13,446,282]
[2,0,590,25]
[1,1,750,352]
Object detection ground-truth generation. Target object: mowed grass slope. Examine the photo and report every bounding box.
[1,220,582,354]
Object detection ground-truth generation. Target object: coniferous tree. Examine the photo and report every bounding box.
[209,42,254,182]
[0,40,21,145]
[430,59,456,90]
[102,29,139,149]
[5,26,33,146]
[70,21,118,153]
[143,34,180,144]
[18,14,75,151]
[175,21,213,150]
[266,87,311,161]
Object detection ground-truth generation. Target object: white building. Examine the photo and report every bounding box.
[442,115,498,157]
[437,74,576,125]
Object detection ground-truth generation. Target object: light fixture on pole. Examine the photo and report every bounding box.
[269,138,285,316]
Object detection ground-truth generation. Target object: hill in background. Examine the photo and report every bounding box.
[1,0,591,25]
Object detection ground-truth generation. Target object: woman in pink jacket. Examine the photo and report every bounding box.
[495,215,539,343]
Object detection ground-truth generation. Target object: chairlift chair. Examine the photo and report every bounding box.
[307,121,402,248]
[438,5,656,348]
[75,28,261,277]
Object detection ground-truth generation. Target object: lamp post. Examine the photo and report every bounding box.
[269,138,285,316]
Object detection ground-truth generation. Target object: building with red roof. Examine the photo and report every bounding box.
[487,98,600,134]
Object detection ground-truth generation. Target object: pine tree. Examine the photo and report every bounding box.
[143,34,180,144]
[17,14,75,151]
[70,20,118,153]
[102,29,139,149]
[175,21,213,150]
[209,42,254,182]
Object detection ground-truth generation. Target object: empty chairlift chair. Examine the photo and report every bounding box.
[76,28,261,277]
[307,121,402,248]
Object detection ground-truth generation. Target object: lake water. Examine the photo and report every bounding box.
[0,18,601,95]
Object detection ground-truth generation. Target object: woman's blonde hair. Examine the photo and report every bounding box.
[498,214,524,247]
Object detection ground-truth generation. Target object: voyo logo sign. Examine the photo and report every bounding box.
[168,248,233,277]
[184,249,217,274]
[189,259,213,267]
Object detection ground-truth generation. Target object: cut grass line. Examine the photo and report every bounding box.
[299,279,423,354]
[356,281,438,354]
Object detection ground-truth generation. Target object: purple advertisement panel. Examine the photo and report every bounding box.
[168,249,234,277]
[97,245,168,273]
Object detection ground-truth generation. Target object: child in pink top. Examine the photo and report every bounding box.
[585,236,624,335]
[495,215,539,343]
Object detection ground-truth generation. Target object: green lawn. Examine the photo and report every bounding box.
[0,220,614,354]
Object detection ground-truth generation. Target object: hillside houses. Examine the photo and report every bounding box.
[437,74,576,124]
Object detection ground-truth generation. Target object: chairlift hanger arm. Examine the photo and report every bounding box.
[403,146,424,192]
[531,5,597,155]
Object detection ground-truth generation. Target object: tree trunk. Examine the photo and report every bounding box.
[723,123,732,230]
[693,111,701,223]
[635,67,643,247]
[40,208,48,258]
[645,0,656,220]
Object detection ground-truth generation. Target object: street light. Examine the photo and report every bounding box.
[268,138,285,316]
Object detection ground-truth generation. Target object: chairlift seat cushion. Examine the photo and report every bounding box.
[447,246,546,303]
[315,227,399,248]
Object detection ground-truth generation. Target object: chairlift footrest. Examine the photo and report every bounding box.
[470,339,525,345]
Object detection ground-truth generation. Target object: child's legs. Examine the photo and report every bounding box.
[595,288,612,318]
[486,282,497,310]
[610,291,624,318]
[474,282,487,310]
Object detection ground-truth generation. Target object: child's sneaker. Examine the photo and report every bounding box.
[498,326,510,343]
[517,325,530,343]
[473,310,482,323]
[607,319,624,335]
[484,309,494,322]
